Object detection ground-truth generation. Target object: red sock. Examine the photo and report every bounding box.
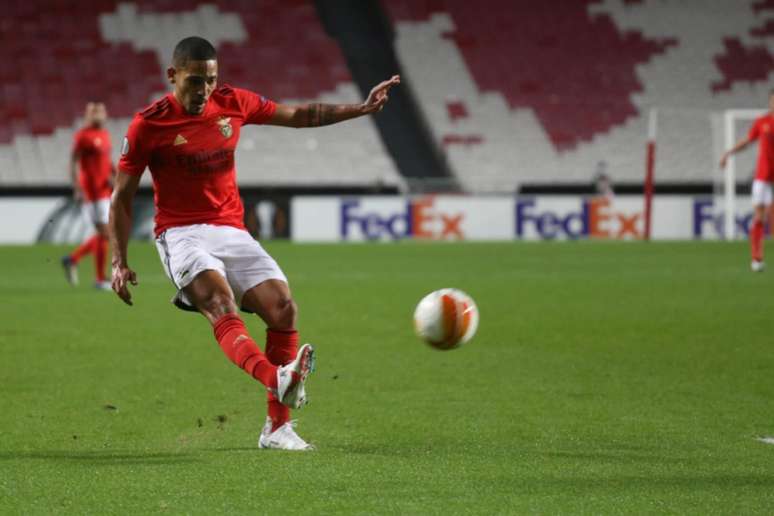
[751,219,764,262]
[94,235,108,282]
[266,329,299,365]
[70,235,98,263]
[265,329,299,431]
[266,393,288,431]
[212,314,277,389]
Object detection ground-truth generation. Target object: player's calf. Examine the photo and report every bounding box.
[212,313,279,389]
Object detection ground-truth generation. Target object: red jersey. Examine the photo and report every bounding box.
[118,86,276,236]
[73,126,113,201]
[749,113,774,182]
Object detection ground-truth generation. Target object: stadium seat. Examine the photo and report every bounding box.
[384,0,774,189]
[0,0,402,188]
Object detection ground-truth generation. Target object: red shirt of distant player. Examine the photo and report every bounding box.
[73,127,113,201]
[749,113,774,182]
[119,86,276,236]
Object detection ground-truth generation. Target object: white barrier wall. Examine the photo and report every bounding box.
[0,198,65,244]
[291,195,755,242]
[292,196,515,242]
[0,194,757,243]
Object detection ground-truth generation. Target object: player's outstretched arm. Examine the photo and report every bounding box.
[720,136,754,169]
[70,150,83,202]
[267,75,401,128]
[109,172,140,306]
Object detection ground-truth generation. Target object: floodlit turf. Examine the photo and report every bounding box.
[2,240,774,514]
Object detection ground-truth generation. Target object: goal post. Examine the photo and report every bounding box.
[642,106,719,239]
[643,108,657,241]
[644,106,762,241]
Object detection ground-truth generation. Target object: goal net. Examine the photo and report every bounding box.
[716,109,765,239]
[644,107,762,240]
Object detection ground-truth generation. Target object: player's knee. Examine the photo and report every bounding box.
[198,291,237,321]
[267,297,297,329]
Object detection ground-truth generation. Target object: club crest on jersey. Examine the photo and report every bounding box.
[217,117,233,138]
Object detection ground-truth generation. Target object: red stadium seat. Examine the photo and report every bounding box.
[0,0,403,191]
[382,0,773,189]
[385,0,676,151]
[0,0,352,145]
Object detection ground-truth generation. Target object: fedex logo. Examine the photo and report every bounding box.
[693,200,752,237]
[340,197,465,241]
[515,198,642,240]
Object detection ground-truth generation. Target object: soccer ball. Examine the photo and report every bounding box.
[413,289,479,350]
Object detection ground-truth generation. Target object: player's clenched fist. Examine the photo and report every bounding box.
[112,264,138,306]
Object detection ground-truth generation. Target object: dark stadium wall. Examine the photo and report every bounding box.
[314,0,457,190]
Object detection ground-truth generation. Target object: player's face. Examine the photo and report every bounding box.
[84,102,107,127]
[169,60,218,115]
[92,103,107,125]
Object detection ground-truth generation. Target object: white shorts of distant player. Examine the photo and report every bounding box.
[155,224,287,310]
[81,198,110,226]
[751,180,773,207]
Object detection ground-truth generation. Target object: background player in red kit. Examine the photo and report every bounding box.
[720,90,774,272]
[110,37,400,450]
[62,102,114,289]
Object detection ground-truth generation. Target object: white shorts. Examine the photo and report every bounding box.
[81,198,110,226]
[752,180,773,207]
[155,224,287,311]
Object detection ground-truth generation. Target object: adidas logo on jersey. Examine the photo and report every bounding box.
[174,134,188,146]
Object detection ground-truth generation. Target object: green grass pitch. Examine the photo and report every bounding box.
[2,240,774,514]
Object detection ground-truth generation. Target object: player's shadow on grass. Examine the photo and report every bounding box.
[0,450,199,466]
[206,447,261,453]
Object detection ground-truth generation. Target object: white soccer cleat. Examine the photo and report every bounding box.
[60,256,79,286]
[751,260,765,272]
[260,416,273,439]
[259,419,314,451]
[275,343,315,409]
[295,382,307,407]
[94,280,112,291]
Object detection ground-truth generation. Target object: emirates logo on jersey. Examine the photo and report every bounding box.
[217,116,233,139]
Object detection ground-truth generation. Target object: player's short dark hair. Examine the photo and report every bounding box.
[172,36,217,67]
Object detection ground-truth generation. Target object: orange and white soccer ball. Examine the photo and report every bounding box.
[413,289,479,350]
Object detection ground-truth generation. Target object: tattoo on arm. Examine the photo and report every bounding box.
[306,103,337,127]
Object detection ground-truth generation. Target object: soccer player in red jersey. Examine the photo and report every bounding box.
[61,102,114,289]
[110,37,400,450]
[720,90,774,272]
